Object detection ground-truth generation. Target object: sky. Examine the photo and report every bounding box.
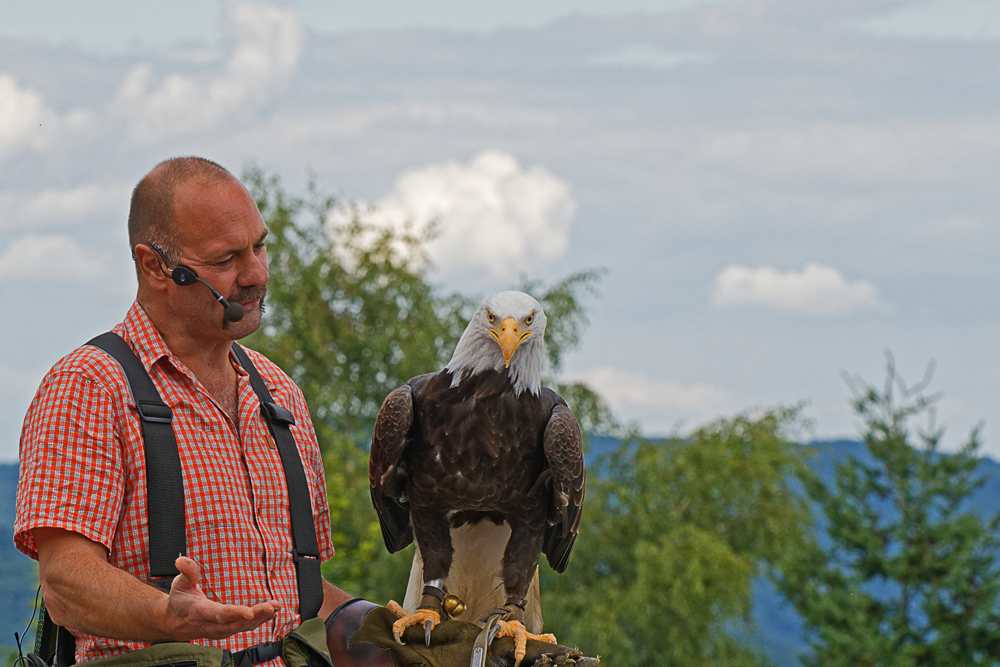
[1,0,998,461]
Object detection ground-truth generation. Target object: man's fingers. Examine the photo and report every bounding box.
[213,600,281,625]
[172,556,201,591]
[214,603,254,624]
[251,600,282,616]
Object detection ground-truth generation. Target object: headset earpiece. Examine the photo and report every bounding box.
[169,265,199,286]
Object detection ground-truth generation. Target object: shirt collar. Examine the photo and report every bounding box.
[116,301,178,374]
[115,300,271,390]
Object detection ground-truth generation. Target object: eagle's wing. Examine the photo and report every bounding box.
[541,402,585,573]
[369,383,415,553]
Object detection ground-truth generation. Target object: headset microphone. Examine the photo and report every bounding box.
[169,266,245,322]
[142,245,245,323]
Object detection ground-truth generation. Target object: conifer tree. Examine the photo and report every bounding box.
[777,357,1000,666]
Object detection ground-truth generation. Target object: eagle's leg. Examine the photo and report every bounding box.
[491,520,557,667]
[391,509,454,645]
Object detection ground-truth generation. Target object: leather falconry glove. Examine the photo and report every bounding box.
[331,602,599,667]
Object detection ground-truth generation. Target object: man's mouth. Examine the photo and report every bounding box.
[231,287,267,312]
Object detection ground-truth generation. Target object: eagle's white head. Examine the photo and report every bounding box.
[445,290,547,396]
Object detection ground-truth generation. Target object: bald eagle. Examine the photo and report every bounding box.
[369,290,585,662]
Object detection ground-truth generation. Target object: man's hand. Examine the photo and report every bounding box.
[164,556,281,640]
[35,527,280,644]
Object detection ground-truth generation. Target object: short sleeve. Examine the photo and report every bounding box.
[14,367,126,559]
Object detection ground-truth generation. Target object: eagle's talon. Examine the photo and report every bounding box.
[386,602,441,645]
[493,619,558,667]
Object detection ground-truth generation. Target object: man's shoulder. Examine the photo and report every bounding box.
[25,337,132,421]
[47,338,129,388]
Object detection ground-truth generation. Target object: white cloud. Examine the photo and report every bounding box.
[0,234,110,282]
[578,365,733,433]
[367,150,577,280]
[863,0,1000,41]
[588,44,712,69]
[696,120,1000,185]
[712,262,880,316]
[0,74,90,164]
[0,74,55,161]
[939,213,987,233]
[0,183,131,231]
[0,362,42,402]
[112,1,304,144]
[0,362,45,462]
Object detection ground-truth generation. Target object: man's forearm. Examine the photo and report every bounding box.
[35,527,281,643]
[36,527,175,641]
[319,578,357,620]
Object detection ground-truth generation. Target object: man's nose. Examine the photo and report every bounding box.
[240,250,269,286]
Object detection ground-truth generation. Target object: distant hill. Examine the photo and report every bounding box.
[4,443,1000,663]
[1,463,39,653]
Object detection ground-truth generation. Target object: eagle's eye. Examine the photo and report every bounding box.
[525,314,534,326]
[487,310,496,324]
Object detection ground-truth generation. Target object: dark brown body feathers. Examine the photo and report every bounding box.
[369,368,585,605]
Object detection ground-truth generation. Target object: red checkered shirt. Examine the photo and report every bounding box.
[15,302,335,663]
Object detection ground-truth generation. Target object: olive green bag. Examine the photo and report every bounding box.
[48,642,230,667]
[31,614,331,667]
[280,617,333,667]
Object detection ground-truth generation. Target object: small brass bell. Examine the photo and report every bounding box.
[442,594,467,617]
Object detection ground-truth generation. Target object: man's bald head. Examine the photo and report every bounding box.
[128,156,237,265]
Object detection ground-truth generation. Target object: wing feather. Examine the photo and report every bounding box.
[369,384,415,553]
[541,402,585,573]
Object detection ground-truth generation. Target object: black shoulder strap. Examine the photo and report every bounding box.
[231,343,324,620]
[87,332,186,586]
[33,334,325,667]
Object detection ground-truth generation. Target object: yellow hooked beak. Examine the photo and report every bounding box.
[490,317,531,368]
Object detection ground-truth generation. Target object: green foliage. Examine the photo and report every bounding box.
[242,167,813,666]
[241,166,604,603]
[777,358,1000,666]
[542,408,812,667]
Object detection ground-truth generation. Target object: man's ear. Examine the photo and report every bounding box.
[133,244,170,288]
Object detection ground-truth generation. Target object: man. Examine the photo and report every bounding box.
[14,157,386,666]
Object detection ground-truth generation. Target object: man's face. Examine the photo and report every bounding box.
[168,177,270,343]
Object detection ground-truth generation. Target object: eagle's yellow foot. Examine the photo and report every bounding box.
[494,619,557,667]
[387,600,440,646]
